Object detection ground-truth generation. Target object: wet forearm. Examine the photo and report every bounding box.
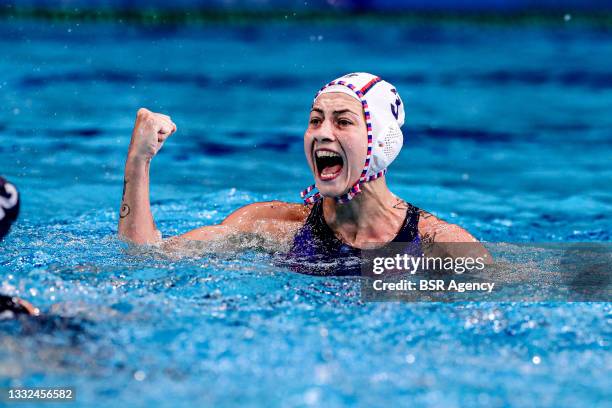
[118,156,160,244]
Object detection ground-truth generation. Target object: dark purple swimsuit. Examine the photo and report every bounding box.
[286,200,422,276]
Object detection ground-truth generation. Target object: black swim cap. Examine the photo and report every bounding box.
[0,294,32,317]
[0,176,19,240]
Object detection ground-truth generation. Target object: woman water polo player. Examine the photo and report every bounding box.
[118,73,487,272]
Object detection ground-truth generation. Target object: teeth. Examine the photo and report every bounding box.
[315,150,340,158]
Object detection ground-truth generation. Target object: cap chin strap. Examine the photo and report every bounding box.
[301,77,383,205]
[301,168,387,205]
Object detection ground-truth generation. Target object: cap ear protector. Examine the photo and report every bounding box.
[0,177,19,240]
[301,73,405,204]
[369,121,403,176]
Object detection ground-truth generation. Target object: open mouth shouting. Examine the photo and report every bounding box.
[314,148,344,181]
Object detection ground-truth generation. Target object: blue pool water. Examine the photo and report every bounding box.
[1,17,611,407]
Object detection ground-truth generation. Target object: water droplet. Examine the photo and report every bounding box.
[134,370,146,381]
[303,388,320,405]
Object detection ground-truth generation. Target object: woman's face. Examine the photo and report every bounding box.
[304,92,368,198]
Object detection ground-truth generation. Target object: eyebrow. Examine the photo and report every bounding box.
[310,108,360,117]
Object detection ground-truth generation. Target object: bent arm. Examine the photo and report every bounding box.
[173,201,309,245]
[118,156,160,244]
[118,108,176,245]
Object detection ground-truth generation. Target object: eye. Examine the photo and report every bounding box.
[338,118,353,127]
[309,117,321,126]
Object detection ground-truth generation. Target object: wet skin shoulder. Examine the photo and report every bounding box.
[221,200,477,245]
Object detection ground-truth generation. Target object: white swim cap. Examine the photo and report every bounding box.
[301,72,405,204]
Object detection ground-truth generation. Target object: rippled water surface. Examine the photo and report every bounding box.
[1,18,611,407]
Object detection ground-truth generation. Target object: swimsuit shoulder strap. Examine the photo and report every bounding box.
[393,202,421,243]
[305,199,322,222]
[305,199,338,240]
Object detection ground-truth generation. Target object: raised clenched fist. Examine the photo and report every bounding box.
[128,108,177,162]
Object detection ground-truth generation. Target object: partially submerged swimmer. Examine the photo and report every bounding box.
[0,294,39,318]
[0,177,39,316]
[118,73,489,272]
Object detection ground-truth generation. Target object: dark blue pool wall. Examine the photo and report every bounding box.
[6,0,612,11]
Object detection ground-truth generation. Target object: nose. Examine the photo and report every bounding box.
[313,119,336,144]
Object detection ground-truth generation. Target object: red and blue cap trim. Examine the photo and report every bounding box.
[301,76,383,204]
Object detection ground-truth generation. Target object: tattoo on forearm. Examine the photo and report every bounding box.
[121,177,128,200]
[120,203,131,218]
[119,178,130,218]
